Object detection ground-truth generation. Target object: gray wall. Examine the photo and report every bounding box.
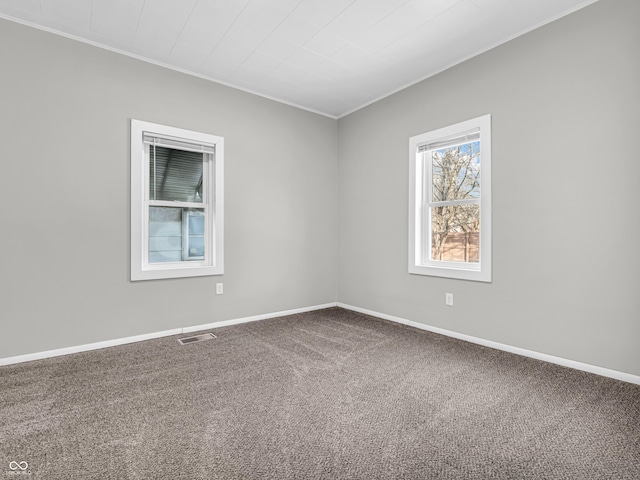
[337,0,640,376]
[0,19,338,358]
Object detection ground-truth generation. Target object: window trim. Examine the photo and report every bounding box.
[131,119,224,281]
[408,114,491,282]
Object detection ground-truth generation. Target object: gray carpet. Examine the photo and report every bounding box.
[1,307,639,479]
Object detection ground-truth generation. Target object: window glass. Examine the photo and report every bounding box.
[148,207,206,264]
[430,141,480,202]
[430,204,480,263]
[149,146,203,203]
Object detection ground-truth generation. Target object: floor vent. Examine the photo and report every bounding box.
[178,333,217,345]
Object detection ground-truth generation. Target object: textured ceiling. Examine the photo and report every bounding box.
[0,0,598,118]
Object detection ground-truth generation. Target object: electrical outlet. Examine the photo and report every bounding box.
[445,293,454,306]
[216,283,223,295]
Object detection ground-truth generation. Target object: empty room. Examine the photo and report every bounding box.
[1,0,638,478]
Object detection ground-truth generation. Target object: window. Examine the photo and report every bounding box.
[131,119,223,281]
[409,114,491,282]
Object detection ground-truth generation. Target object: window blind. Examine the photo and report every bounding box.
[417,129,480,153]
[143,133,215,155]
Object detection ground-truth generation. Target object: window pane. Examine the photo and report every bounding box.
[149,207,182,263]
[430,204,479,263]
[149,146,203,202]
[148,207,205,263]
[431,141,480,202]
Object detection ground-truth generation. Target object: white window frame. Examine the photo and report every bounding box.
[131,119,224,281]
[408,114,491,282]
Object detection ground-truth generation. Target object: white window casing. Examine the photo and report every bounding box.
[131,119,224,281]
[409,114,492,282]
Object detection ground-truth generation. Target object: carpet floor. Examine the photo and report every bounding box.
[1,307,639,479]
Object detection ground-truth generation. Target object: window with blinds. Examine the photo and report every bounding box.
[409,115,491,282]
[131,120,224,281]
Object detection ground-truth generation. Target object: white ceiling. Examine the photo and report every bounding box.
[0,0,598,118]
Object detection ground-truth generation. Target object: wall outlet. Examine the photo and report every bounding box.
[216,283,223,295]
[445,293,454,306]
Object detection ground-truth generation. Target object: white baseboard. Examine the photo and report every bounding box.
[4,301,638,386]
[181,302,337,333]
[337,303,640,386]
[0,302,338,367]
[0,328,183,367]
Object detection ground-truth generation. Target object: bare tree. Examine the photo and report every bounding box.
[430,142,480,261]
